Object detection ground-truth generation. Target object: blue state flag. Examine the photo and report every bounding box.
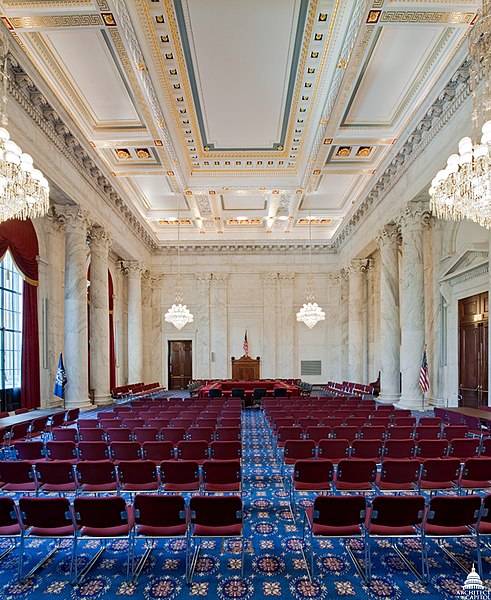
[54,353,67,399]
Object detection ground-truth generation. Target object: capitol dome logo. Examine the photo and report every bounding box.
[462,565,490,599]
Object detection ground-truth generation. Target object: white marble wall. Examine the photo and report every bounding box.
[125,261,143,384]
[210,274,229,379]
[194,274,211,378]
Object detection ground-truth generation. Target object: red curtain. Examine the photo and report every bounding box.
[0,219,40,409]
[109,272,116,391]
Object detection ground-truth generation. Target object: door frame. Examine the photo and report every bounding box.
[164,330,197,389]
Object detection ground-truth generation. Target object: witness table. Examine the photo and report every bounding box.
[0,408,65,429]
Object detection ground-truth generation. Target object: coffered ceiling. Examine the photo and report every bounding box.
[0,0,478,244]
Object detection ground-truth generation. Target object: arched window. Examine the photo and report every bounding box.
[0,251,23,407]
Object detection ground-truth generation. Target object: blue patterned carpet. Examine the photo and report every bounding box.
[0,407,487,599]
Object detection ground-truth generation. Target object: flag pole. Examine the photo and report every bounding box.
[421,344,427,413]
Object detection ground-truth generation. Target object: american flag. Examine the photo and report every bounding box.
[243,330,249,357]
[419,346,430,394]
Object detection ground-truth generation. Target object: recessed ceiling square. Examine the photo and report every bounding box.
[221,194,267,211]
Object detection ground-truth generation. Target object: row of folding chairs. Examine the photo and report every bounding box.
[57,425,241,445]
[272,424,479,447]
[302,493,490,583]
[288,457,491,508]
[0,494,244,584]
[278,437,485,464]
[10,439,242,464]
[267,414,447,430]
[83,417,241,431]
[0,458,242,496]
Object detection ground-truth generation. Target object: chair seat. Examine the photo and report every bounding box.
[203,482,240,492]
[478,522,491,534]
[39,483,77,493]
[1,483,36,492]
[369,524,418,536]
[306,507,362,536]
[419,481,454,490]
[80,524,132,537]
[79,483,118,493]
[137,524,187,537]
[163,482,200,492]
[459,478,491,489]
[29,525,75,537]
[120,482,159,492]
[335,481,373,491]
[0,524,21,535]
[294,481,331,491]
[425,524,471,536]
[193,523,242,537]
[376,480,416,491]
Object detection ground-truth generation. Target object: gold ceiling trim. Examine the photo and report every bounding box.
[8,14,103,29]
[3,0,93,8]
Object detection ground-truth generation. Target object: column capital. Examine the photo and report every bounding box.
[261,272,278,287]
[277,272,295,287]
[349,258,370,275]
[143,271,164,288]
[327,272,340,285]
[58,205,91,233]
[195,273,212,284]
[89,226,112,250]
[376,223,401,248]
[211,273,229,287]
[121,260,143,278]
[398,201,431,232]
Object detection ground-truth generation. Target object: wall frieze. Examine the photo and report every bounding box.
[156,242,335,256]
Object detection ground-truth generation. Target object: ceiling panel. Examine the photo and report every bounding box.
[221,194,267,211]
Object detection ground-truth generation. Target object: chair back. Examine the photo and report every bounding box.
[190,495,242,527]
[134,494,186,527]
[370,495,425,527]
[426,495,481,527]
[19,497,73,529]
[313,495,366,526]
[294,459,333,484]
[74,496,128,528]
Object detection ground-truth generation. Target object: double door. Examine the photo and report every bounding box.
[168,341,192,390]
[459,293,488,407]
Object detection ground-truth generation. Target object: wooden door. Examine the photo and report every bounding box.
[459,293,488,407]
[168,341,192,390]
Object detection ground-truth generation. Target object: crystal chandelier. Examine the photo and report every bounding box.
[296,212,325,329]
[0,33,49,223]
[429,0,491,227]
[164,198,193,330]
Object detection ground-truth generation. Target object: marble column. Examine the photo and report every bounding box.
[348,259,369,383]
[339,269,349,380]
[60,206,91,410]
[142,272,163,385]
[195,273,211,378]
[278,273,295,377]
[210,274,229,379]
[327,273,342,381]
[399,202,428,409]
[261,273,277,379]
[377,224,401,403]
[89,227,112,405]
[123,261,143,384]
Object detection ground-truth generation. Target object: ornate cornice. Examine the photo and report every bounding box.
[332,57,471,251]
[156,242,335,256]
[5,42,158,253]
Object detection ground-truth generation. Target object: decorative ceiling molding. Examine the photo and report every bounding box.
[332,57,471,250]
[6,39,159,252]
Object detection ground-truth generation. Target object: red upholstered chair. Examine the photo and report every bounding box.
[419,417,442,426]
[51,428,78,443]
[142,441,175,464]
[110,441,142,463]
[367,495,425,581]
[187,427,214,442]
[98,419,122,431]
[117,460,160,494]
[176,440,209,464]
[77,441,109,462]
[122,418,145,430]
[18,496,75,582]
[13,441,45,463]
[214,427,241,442]
[147,418,170,430]
[302,494,368,581]
[160,460,201,492]
[34,461,77,495]
[72,496,133,583]
[392,417,416,428]
[385,426,414,440]
[382,439,416,460]
[133,427,160,444]
[105,427,132,442]
[414,426,441,440]
[132,494,188,581]
[477,494,491,577]
[421,495,482,582]
[160,427,186,444]
[447,438,480,461]
[358,426,386,441]
[0,497,21,564]
[375,459,421,492]
[45,441,78,463]
[283,440,316,465]
[0,461,36,493]
[201,459,242,493]
[290,459,334,518]
[188,495,244,583]
[418,458,461,493]
[457,457,491,493]
[332,426,358,443]
[415,439,449,462]
[77,419,100,430]
[442,425,469,440]
[75,460,119,495]
[63,408,80,427]
[317,439,350,464]
[78,428,105,442]
[209,440,241,461]
[350,440,383,461]
[334,459,377,493]
[304,426,331,444]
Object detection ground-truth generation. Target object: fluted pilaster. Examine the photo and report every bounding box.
[122,261,143,384]
[348,259,369,383]
[261,273,278,379]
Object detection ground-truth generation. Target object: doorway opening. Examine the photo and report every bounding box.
[168,340,192,390]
